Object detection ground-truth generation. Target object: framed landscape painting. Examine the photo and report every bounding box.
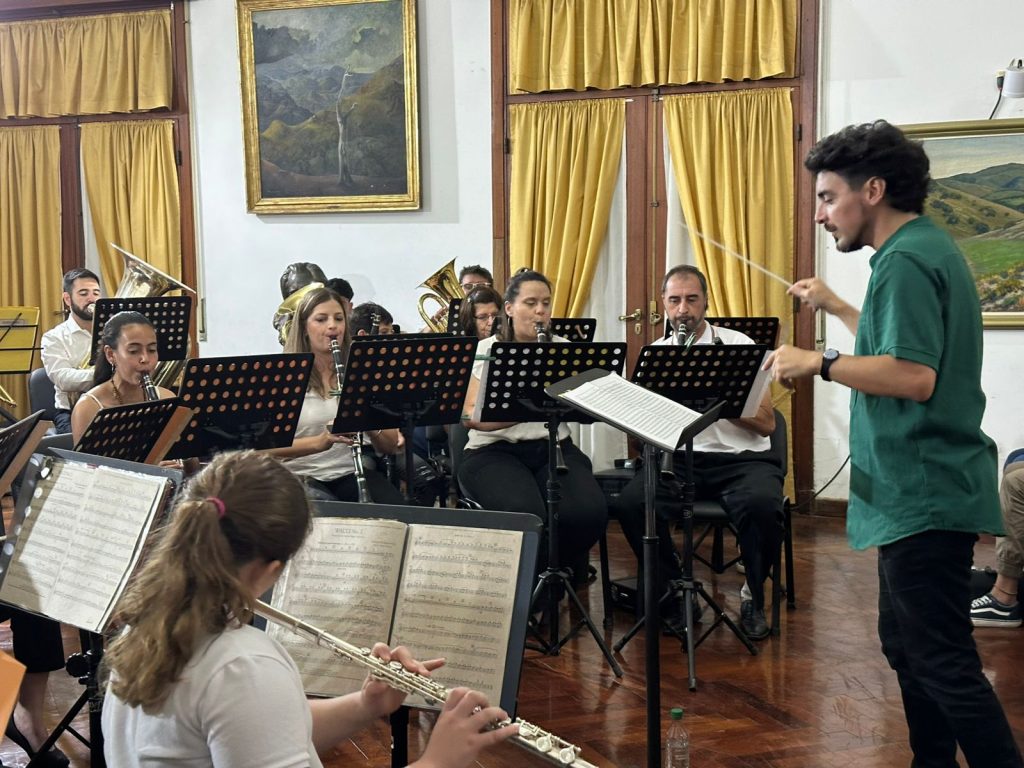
[237,0,419,213]
[902,119,1024,328]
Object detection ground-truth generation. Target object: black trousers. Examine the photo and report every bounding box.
[612,450,784,610]
[878,530,1022,768]
[458,438,608,569]
[0,606,65,673]
[305,469,405,505]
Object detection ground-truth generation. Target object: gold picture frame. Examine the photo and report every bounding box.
[902,118,1024,328]
[237,0,420,213]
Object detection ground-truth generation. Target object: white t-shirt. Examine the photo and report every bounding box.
[466,334,572,450]
[655,324,770,455]
[282,389,355,482]
[40,316,94,410]
[102,624,321,768]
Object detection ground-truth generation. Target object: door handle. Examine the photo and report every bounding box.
[618,308,642,322]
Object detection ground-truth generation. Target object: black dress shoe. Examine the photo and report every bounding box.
[740,599,770,640]
[5,720,70,768]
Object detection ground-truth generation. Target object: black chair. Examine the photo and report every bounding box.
[28,367,59,431]
[689,408,795,635]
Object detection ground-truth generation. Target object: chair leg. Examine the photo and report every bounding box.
[771,541,782,635]
[598,532,613,629]
[710,524,725,571]
[784,501,796,609]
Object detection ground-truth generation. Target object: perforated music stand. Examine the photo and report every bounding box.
[663,316,780,347]
[165,353,313,461]
[0,306,41,424]
[74,399,184,464]
[615,343,770,690]
[331,334,477,503]
[89,296,192,365]
[550,317,596,342]
[477,341,626,676]
[445,297,463,333]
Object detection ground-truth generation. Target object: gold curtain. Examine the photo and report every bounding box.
[0,126,63,419]
[664,87,795,480]
[80,120,181,292]
[509,99,625,317]
[0,9,172,119]
[509,0,797,94]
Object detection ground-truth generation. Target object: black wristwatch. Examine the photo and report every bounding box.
[820,348,840,382]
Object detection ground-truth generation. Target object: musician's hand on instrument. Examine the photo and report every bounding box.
[764,345,819,389]
[361,643,444,717]
[417,687,518,768]
[319,427,354,450]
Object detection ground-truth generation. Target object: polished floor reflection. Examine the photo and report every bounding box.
[3,515,1022,767]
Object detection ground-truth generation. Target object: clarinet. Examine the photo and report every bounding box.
[329,338,371,504]
[141,373,160,402]
[255,601,598,768]
[535,322,567,473]
[660,324,697,480]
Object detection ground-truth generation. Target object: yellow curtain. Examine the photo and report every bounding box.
[0,126,63,419]
[664,87,795,481]
[509,0,797,94]
[80,120,181,292]
[0,9,172,119]
[509,99,625,316]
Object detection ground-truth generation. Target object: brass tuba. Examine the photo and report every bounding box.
[108,243,196,388]
[417,258,462,333]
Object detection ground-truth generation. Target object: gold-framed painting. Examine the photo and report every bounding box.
[902,118,1024,328]
[237,0,420,214]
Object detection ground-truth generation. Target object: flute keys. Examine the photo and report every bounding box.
[535,735,552,752]
[558,746,578,764]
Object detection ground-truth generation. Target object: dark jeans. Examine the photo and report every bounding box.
[458,438,607,569]
[305,469,405,506]
[878,530,1022,768]
[612,450,784,610]
[53,409,72,434]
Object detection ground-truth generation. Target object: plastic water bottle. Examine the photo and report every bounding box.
[665,707,690,768]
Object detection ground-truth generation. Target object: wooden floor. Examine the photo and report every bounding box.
[3,514,1024,767]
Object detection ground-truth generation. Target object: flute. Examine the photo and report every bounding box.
[255,600,598,768]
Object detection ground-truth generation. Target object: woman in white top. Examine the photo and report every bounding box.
[70,310,176,444]
[275,287,404,504]
[102,450,516,767]
[460,269,607,575]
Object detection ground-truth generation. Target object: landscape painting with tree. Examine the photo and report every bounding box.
[903,119,1024,328]
[237,0,419,213]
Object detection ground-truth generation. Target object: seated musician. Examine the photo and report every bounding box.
[350,302,395,336]
[610,265,782,640]
[457,286,503,339]
[101,451,516,765]
[273,287,404,504]
[70,311,176,444]
[459,269,607,578]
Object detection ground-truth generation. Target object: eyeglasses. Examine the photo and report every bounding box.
[461,280,492,293]
[474,313,499,322]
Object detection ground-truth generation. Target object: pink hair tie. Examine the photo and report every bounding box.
[207,496,227,519]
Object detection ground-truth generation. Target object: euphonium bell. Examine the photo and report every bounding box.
[417,258,462,333]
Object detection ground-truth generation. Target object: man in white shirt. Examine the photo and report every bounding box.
[612,265,783,640]
[40,268,102,433]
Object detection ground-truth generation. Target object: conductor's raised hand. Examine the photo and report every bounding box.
[360,643,445,718]
[788,277,841,313]
[415,687,518,768]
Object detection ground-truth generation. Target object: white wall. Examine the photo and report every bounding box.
[186,0,492,352]
[816,1,1024,496]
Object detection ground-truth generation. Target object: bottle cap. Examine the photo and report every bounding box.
[670,707,684,719]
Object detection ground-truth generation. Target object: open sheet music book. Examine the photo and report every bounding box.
[266,517,523,707]
[0,455,176,633]
[548,370,711,452]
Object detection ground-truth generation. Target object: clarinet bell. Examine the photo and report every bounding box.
[659,449,675,481]
[556,442,569,474]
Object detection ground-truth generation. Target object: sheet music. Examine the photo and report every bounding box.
[390,524,523,709]
[741,350,773,418]
[0,461,168,632]
[268,518,407,696]
[558,372,702,451]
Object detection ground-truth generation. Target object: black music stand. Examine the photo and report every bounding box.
[288,501,543,768]
[476,341,626,677]
[615,343,771,688]
[663,316,780,347]
[89,296,192,365]
[550,317,596,342]
[445,297,463,333]
[330,334,477,504]
[164,353,313,460]
[5,448,182,768]
[0,306,41,424]
[74,398,183,463]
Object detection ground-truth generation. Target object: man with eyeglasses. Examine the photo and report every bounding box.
[458,265,494,293]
